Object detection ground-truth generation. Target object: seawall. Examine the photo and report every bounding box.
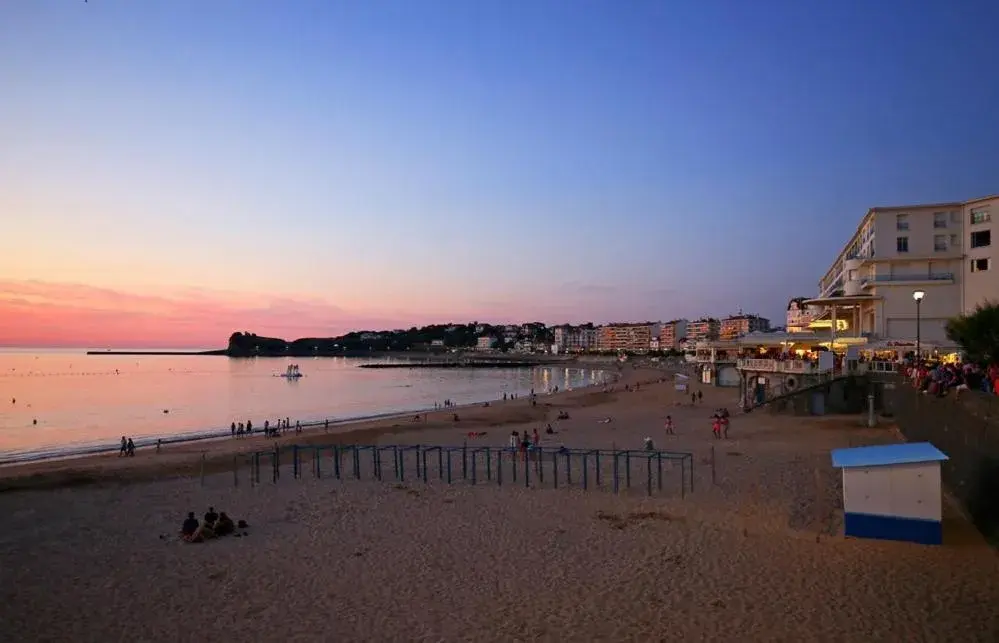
[879,378,999,542]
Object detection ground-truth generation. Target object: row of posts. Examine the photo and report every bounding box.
[230,444,694,497]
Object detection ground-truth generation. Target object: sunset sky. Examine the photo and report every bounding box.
[2,1,998,347]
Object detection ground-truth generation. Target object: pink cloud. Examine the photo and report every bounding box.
[0,279,402,348]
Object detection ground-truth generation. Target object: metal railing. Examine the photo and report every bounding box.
[862,273,954,286]
[238,443,695,497]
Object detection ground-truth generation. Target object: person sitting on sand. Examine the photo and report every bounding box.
[452,413,460,422]
[204,507,219,526]
[181,512,200,540]
[214,512,235,536]
[644,437,654,451]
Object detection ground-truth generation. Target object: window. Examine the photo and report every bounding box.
[971,258,990,272]
[934,235,947,251]
[971,208,992,225]
[950,234,960,248]
[933,212,947,228]
[950,210,961,224]
[896,236,909,252]
[971,230,992,249]
[896,214,909,230]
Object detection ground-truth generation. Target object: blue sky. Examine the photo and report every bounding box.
[2,0,998,344]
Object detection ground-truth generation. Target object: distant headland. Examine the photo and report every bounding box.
[85,323,559,357]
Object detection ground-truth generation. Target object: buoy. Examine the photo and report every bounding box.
[32,419,37,425]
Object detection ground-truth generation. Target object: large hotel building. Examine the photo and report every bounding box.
[811,195,997,346]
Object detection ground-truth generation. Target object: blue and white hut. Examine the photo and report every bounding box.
[830,442,949,546]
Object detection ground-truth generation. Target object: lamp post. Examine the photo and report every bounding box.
[913,290,925,362]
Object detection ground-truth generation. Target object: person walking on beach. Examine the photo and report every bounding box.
[665,415,674,435]
[697,390,703,403]
[691,392,696,405]
[295,420,302,434]
[119,436,128,457]
[711,414,721,439]
[126,437,135,456]
[720,408,730,439]
[231,422,236,437]
[246,420,252,436]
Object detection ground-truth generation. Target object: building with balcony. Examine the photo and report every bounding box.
[659,319,688,350]
[553,325,599,353]
[720,314,770,340]
[812,195,998,347]
[686,318,720,341]
[597,322,660,352]
[786,297,818,332]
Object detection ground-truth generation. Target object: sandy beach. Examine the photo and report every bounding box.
[2,365,998,642]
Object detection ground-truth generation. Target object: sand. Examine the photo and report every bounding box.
[2,365,998,642]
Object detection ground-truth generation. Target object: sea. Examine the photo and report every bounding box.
[0,349,610,463]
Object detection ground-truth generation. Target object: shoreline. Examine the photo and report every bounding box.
[1,361,619,466]
[0,366,644,491]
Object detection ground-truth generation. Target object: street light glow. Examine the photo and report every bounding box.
[913,290,925,301]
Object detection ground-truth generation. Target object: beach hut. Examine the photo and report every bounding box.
[830,442,949,546]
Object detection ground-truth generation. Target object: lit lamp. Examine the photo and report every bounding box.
[913,290,925,361]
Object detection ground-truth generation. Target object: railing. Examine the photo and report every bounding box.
[736,358,818,374]
[861,273,954,286]
[240,443,695,498]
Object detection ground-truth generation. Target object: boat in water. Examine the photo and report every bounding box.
[278,364,303,379]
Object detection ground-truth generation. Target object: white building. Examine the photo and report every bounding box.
[475,336,497,351]
[811,195,998,347]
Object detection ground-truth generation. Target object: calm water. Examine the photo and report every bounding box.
[0,350,609,460]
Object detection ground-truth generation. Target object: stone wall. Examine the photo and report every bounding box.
[881,378,999,542]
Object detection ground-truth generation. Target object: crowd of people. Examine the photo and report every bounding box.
[905,361,999,398]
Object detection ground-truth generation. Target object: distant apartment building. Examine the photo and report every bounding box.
[597,322,661,352]
[476,336,497,351]
[553,325,598,353]
[813,195,998,345]
[719,314,770,340]
[786,297,816,332]
[658,319,688,350]
[686,318,720,341]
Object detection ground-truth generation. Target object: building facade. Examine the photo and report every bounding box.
[597,323,660,352]
[659,319,688,350]
[552,325,599,353]
[813,195,998,346]
[720,314,770,340]
[686,318,720,341]
[786,297,817,332]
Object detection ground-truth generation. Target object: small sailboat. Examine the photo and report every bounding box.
[278,364,303,379]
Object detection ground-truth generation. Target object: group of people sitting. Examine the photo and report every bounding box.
[906,361,999,398]
[180,506,245,543]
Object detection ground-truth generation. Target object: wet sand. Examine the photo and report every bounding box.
[2,367,998,642]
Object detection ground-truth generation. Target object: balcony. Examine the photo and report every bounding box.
[861,273,954,288]
[737,359,819,374]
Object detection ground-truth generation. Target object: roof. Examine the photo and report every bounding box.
[831,442,949,469]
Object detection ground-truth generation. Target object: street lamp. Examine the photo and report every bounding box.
[913,290,925,362]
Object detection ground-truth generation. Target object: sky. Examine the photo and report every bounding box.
[2,0,998,348]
